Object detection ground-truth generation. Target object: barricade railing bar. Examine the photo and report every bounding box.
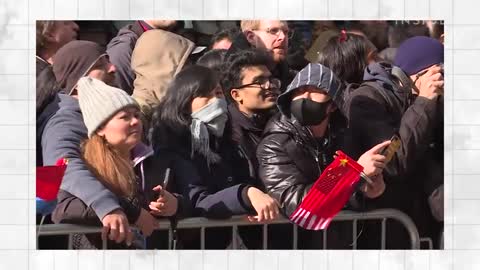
[37,208,421,249]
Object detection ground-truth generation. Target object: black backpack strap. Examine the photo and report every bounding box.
[337,82,359,119]
[361,81,405,118]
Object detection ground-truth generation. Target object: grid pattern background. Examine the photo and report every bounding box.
[0,0,477,269]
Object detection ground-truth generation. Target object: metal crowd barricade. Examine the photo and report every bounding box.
[37,208,420,249]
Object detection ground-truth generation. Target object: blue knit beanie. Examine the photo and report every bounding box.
[394,36,444,76]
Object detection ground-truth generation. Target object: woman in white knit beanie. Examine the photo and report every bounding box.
[77,76,149,200]
[54,76,185,249]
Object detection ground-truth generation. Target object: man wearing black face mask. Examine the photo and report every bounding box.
[289,93,333,125]
[257,63,390,248]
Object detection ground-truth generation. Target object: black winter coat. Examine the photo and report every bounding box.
[346,62,443,247]
[256,112,365,249]
[228,103,273,180]
[185,135,257,219]
[348,62,442,178]
[256,112,350,218]
[152,132,260,249]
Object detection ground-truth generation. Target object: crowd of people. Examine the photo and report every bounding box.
[36,20,444,249]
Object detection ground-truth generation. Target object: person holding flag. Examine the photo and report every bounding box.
[256,63,390,248]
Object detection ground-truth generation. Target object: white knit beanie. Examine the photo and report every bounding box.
[77,77,139,137]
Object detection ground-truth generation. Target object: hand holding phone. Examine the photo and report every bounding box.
[381,134,401,164]
[149,168,178,217]
[162,168,171,193]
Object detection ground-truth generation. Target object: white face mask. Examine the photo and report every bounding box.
[190,97,228,166]
[191,97,228,138]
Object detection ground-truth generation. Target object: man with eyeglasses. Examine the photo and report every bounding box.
[227,20,295,92]
[222,48,294,249]
[241,20,290,63]
[222,49,280,178]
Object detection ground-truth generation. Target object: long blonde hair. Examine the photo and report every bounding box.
[82,134,137,198]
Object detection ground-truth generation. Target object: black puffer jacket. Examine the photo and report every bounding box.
[257,113,345,217]
[256,63,354,218]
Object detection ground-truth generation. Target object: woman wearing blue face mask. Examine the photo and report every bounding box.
[150,65,279,249]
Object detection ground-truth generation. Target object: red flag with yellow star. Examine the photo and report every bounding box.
[289,151,363,230]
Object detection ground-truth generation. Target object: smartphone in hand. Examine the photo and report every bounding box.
[356,135,401,189]
[163,168,171,191]
[381,134,401,164]
[150,168,171,201]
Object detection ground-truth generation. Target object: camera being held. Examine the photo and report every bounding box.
[411,64,444,99]
[394,36,444,99]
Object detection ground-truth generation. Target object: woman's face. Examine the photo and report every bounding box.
[97,107,143,153]
[191,84,224,113]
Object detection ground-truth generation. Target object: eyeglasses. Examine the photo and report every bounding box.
[254,27,294,39]
[234,77,281,91]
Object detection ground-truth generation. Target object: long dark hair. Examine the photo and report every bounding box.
[196,49,228,76]
[317,33,377,84]
[150,65,219,152]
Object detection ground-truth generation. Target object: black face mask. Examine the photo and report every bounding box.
[290,98,331,126]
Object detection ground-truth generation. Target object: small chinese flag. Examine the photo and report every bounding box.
[36,158,68,201]
[289,151,363,230]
